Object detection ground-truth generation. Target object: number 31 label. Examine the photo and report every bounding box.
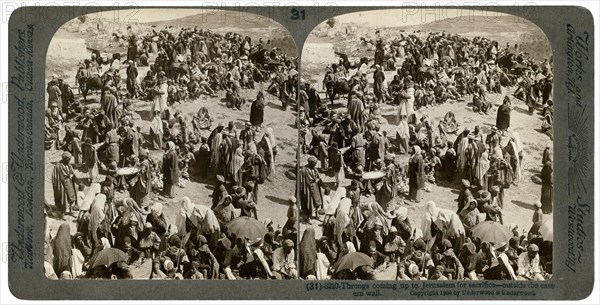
[290,8,306,20]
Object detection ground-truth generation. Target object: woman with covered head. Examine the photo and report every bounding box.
[112,198,147,251]
[334,197,353,252]
[249,91,265,126]
[475,151,491,190]
[505,132,523,185]
[496,95,512,133]
[147,202,167,236]
[299,227,317,279]
[396,114,410,155]
[408,145,426,203]
[176,196,221,249]
[265,127,278,162]
[258,131,275,180]
[162,141,179,198]
[422,201,466,251]
[540,152,553,214]
[88,193,107,250]
[52,223,73,276]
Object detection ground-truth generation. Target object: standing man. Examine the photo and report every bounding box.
[131,149,152,208]
[101,88,119,126]
[47,75,62,108]
[376,154,398,211]
[58,78,74,115]
[373,65,385,104]
[52,152,77,219]
[126,60,139,98]
[298,156,323,221]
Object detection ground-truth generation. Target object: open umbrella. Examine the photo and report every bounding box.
[513,63,529,70]
[333,252,373,273]
[471,221,512,245]
[88,248,128,269]
[226,216,267,242]
[451,67,465,74]
[265,59,284,67]
[538,218,553,242]
[204,62,218,70]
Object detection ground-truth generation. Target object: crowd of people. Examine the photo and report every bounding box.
[44,22,554,282]
[45,25,301,280]
[296,30,553,280]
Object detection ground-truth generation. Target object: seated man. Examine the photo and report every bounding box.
[271,239,298,279]
[516,244,545,280]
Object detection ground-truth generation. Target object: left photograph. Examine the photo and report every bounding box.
[44,8,300,280]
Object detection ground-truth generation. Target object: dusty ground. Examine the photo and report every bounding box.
[44,28,298,243]
[299,41,553,242]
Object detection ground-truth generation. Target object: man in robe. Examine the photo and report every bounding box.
[375,154,398,212]
[250,91,265,127]
[347,92,365,132]
[373,65,385,103]
[298,156,323,221]
[130,149,152,208]
[52,152,77,218]
[122,121,140,158]
[58,78,74,115]
[47,76,62,108]
[103,122,120,166]
[101,88,120,126]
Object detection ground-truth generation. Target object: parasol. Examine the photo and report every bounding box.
[333,252,373,273]
[513,63,529,70]
[362,171,385,180]
[451,67,465,74]
[88,248,128,269]
[225,216,267,242]
[204,62,219,70]
[117,167,140,176]
[471,221,512,245]
[265,59,284,67]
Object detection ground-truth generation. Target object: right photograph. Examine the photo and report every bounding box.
[298,9,553,281]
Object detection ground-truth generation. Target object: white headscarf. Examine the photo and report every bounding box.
[166,141,176,153]
[325,187,346,216]
[101,237,111,249]
[150,202,163,215]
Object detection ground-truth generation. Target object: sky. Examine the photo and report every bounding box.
[334,8,510,27]
[84,8,209,23]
